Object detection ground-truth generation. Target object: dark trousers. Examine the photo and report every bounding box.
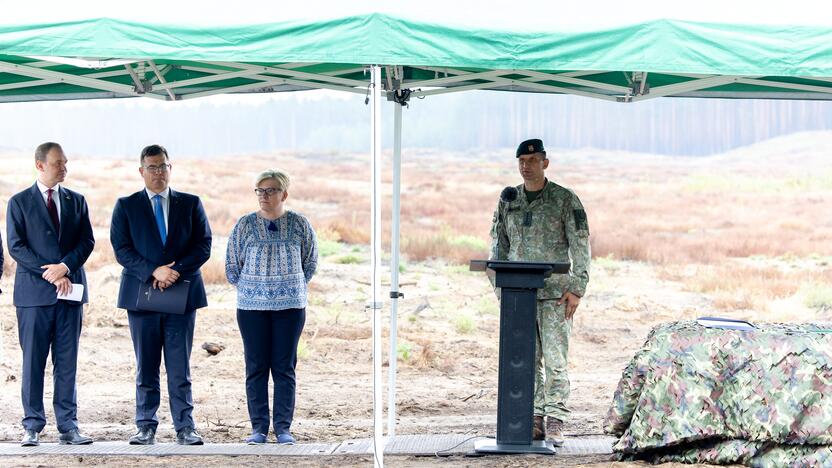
[127,309,196,431]
[17,302,83,433]
[237,308,306,435]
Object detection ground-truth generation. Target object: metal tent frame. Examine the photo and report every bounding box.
[4,56,832,102]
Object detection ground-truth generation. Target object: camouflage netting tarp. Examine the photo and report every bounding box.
[604,321,832,467]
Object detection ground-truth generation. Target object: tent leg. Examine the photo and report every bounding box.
[387,100,403,438]
[368,64,385,468]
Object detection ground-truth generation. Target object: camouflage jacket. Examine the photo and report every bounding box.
[489,180,590,299]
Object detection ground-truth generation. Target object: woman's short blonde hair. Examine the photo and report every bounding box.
[255,169,290,192]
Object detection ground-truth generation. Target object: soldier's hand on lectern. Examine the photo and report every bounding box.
[558,291,581,319]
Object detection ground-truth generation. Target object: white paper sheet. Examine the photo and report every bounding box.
[57,283,84,302]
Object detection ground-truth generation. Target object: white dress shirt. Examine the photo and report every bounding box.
[145,187,170,232]
[36,180,61,220]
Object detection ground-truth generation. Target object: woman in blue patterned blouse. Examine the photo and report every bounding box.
[225,169,317,445]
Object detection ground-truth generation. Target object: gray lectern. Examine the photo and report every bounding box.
[470,259,570,455]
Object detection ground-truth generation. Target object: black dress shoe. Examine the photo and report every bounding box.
[176,427,204,445]
[59,429,93,445]
[128,427,156,445]
[21,429,39,447]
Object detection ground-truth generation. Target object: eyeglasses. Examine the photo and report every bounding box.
[143,164,171,174]
[255,188,282,197]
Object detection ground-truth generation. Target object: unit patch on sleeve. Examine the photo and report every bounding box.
[573,209,588,231]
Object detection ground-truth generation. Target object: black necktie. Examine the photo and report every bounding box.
[47,188,60,232]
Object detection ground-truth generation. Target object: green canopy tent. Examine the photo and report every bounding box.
[2,14,831,464]
[2,15,832,101]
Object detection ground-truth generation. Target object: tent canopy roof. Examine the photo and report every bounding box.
[1,14,831,103]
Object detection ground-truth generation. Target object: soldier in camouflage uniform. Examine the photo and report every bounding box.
[489,138,591,446]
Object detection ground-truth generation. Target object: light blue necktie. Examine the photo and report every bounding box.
[153,194,167,245]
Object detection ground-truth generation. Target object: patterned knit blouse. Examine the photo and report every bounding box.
[225,211,318,311]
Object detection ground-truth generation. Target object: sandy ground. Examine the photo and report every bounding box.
[0,249,749,467]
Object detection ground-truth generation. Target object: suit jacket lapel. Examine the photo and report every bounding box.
[167,189,180,245]
[139,190,164,247]
[57,186,72,241]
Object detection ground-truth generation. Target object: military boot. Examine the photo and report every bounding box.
[546,417,565,446]
[533,415,545,440]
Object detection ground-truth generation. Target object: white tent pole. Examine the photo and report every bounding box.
[369,64,385,468]
[387,99,403,438]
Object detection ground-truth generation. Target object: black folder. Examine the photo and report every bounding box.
[136,279,191,314]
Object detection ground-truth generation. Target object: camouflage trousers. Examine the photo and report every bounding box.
[533,299,572,421]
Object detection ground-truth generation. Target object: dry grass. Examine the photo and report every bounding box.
[660,262,832,311]
[1,146,831,315]
[804,283,832,311]
[586,177,832,265]
[200,257,227,285]
[402,231,488,264]
[85,242,116,271]
[316,226,342,243]
[325,219,370,245]
[412,339,438,369]
[2,256,13,277]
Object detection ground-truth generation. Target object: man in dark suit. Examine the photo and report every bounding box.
[110,144,212,446]
[6,142,95,447]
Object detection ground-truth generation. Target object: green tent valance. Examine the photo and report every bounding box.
[0,14,831,102]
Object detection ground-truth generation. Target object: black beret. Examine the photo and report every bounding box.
[516,138,545,157]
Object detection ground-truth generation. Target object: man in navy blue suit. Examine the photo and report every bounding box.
[6,142,95,447]
[110,144,212,446]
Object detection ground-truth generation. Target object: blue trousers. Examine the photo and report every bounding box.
[17,302,83,433]
[237,308,305,435]
[127,309,196,431]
